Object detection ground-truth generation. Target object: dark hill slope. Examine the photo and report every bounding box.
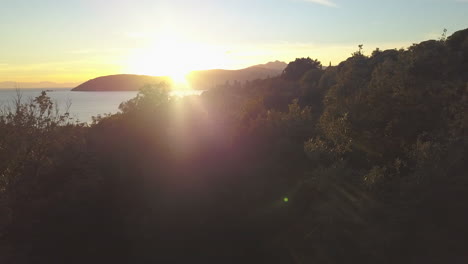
[72,61,287,91]
[72,74,170,91]
[187,61,287,90]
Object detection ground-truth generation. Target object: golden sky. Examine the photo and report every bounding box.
[1,0,466,83]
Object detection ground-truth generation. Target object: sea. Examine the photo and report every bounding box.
[0,88,203,123]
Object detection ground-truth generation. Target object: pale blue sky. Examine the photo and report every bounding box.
[1,0,467,82]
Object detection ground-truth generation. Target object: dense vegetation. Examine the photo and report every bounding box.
[1,28,467,263]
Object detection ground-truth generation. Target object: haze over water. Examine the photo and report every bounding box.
[0,88,203,123]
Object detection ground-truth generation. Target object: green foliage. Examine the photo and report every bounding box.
[0,91,93,262]
[282,57,322,81]
[1,28,468,263]
[118,82,170,114]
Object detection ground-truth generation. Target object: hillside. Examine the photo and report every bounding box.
[187,61,287,90]
[72,61,287,91]
[1,28,468,264]
[252,60,288,71]
[72,74,171,91]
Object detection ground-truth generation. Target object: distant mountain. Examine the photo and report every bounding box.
[250,60,288,71]
[186,61,287,90]
[0,81,79,89]
[72,74,171,91]
[72,61,287,92]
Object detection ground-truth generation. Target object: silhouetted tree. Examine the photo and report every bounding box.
[282,57,322,81]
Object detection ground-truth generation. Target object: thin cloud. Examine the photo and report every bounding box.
[301,0,338,7]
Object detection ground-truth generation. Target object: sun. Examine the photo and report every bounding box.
[126,39,192,89]
[126,35,228,90]
[168,70,188,86]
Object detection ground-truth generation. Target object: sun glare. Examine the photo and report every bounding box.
[126,35,228,90]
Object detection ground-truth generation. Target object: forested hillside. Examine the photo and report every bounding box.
[1,28,467,264]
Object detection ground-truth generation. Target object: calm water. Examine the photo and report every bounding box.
[0,88,203,123]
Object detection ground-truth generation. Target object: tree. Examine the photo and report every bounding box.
[282,57,322,81]
[118,83,170,114]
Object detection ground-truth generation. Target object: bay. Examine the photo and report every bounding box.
[0,88,203,123]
